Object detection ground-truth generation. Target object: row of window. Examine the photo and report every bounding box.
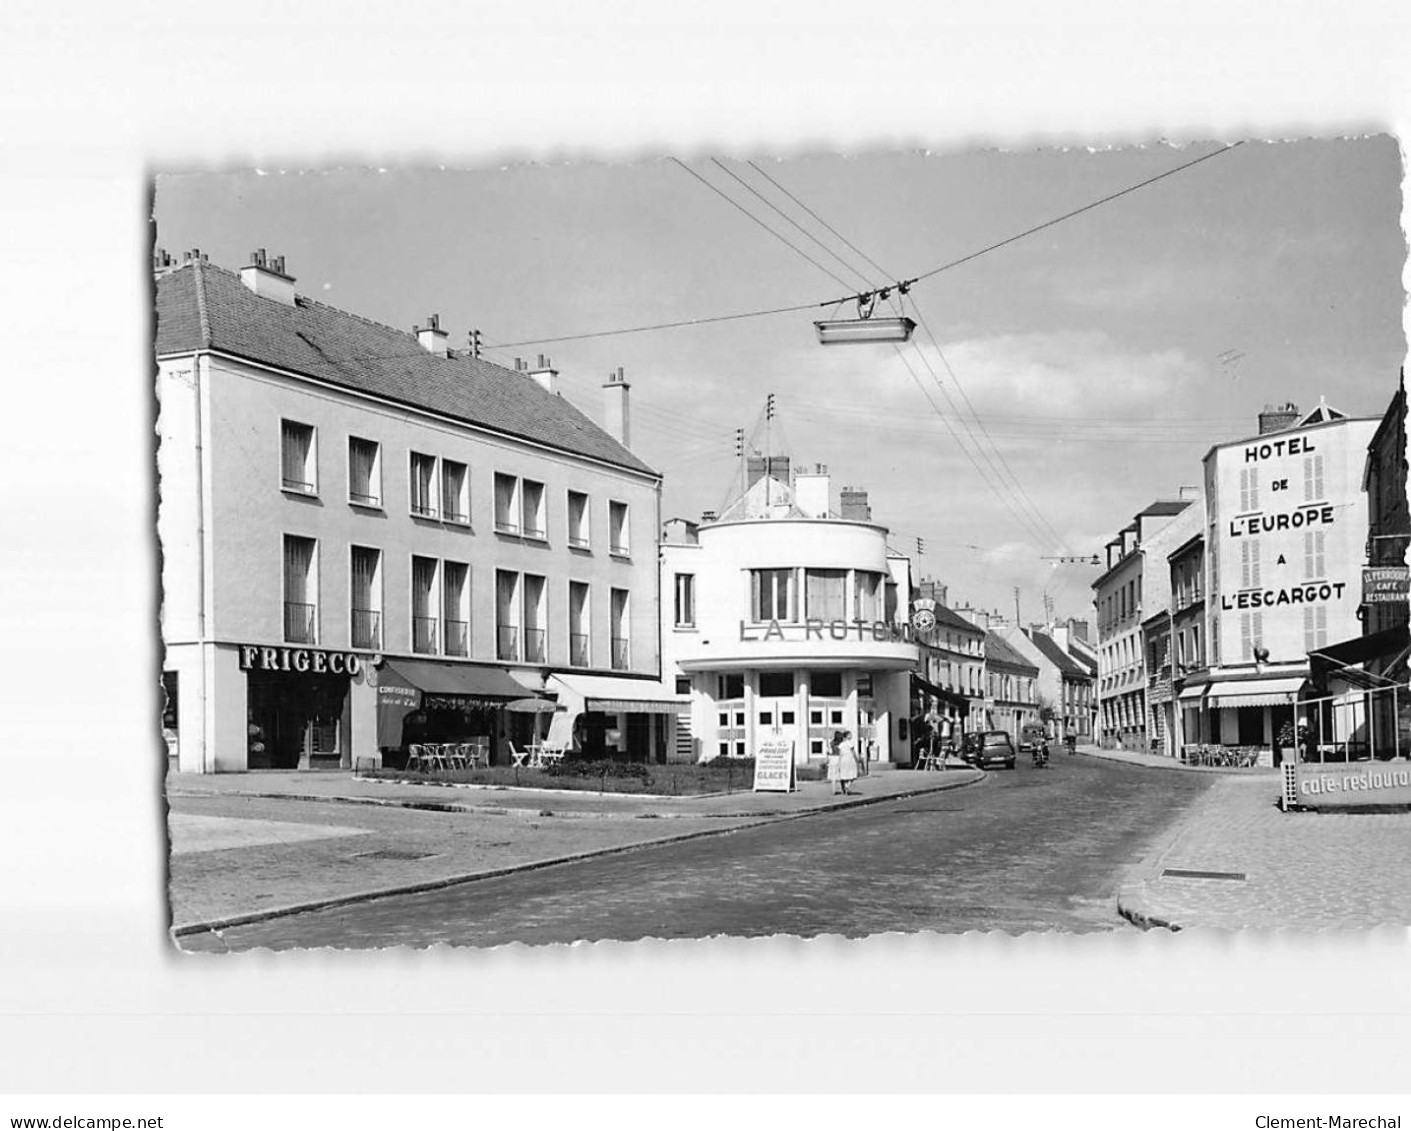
[748,568,892,624]
[712,670,873,701]
[282,420,632,555]
[1098,576,1142,634]
[281,534,632,668]
[1235,456,1325,515]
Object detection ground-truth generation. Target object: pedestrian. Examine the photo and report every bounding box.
[829,728,860,795]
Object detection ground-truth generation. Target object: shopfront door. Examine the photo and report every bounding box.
[755,671,800,762]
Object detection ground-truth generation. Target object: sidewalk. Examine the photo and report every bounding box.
[167,766,983,938]
[1079,745,1411,930]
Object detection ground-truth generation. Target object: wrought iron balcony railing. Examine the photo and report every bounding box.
[284,602,315,644]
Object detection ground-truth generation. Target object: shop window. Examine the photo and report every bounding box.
[809,670,843,698]
[718,712,730,728]
[781,710,795,725]
[733,711,745,728]
[442,460,470,525]
[719,742,730,758]
[567,490,590,548]
[718,673,744,700]
[759,711,773,725]
[734,741,746,756]
[811,740,824,756]
[809,710,823,725]
[675,677,691,695]
[830,710,843,726]
[522,479,546,539]
[347,436,380,507]
[409,452,438,518]
[758,671,794,698]
[161,672,178,729]
[856,673,873,697]
[280,419,317,495]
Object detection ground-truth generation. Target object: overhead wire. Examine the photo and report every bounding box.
[710,158,880,291]
[490,141,1244,349]
[668,157,858,291]
[727,162,1075,554]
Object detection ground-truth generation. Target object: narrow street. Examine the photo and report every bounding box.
[182,754,1214,951]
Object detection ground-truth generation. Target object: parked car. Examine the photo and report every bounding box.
[975,730,1017,770]
[960,732,982,764]
[1018,723,1048,753]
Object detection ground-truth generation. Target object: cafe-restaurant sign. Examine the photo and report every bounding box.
[752,738,796,792]
[1291,761,1411,809]
[1362,566,1410,604]
[238,644,363,676]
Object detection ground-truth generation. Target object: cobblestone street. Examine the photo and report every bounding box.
[179,752,1209,951]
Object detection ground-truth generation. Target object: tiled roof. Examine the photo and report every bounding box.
[1026,630,1090,678]
[984,631,1039,674]
[933,604,984,634]
[155,262,657,477]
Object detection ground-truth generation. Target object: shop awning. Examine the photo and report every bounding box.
[1310,626,1410,688]
[1206,676,1306,709]
[1177,684,1208,702]
[375,659,531,748]
[381,659,530,699]
[548,673,688,715]
[911,673,970,711]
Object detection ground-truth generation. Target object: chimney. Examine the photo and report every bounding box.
[415,313,449,357]
[151,247,181,278]
[603,366,631,448]
[1178,484,1200,500]
[527,353,559,395]
[239,248,297,306]
[839,487,872,522]
[1258,401,1301,435]
[793,466,830,518]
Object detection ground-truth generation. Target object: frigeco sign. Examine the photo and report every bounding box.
[238,644,364,676]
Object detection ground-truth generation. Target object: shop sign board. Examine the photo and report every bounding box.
[753,738,796,792]
[1362,566,1410,604]
[1292,761,1411,808]
[238,644,363,676]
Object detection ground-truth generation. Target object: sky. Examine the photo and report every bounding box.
[154,137,1407,624]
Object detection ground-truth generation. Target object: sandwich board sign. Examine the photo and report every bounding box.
[753,738,796,792]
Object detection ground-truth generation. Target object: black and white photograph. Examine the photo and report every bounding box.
[153,138,1409,951]
[4,0,1411,1118]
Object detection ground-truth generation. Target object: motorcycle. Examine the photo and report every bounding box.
[1032,742,1050,769]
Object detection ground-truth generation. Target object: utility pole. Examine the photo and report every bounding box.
[764,393,775,510]
[1013,586,1021,627]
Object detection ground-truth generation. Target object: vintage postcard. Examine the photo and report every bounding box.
[154,139,1409,951]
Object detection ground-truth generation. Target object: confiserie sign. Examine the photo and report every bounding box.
[1293,761,1411,808]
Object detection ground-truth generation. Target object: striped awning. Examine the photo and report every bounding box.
[1206,676,1305,709]
[1177,684,1208,702]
